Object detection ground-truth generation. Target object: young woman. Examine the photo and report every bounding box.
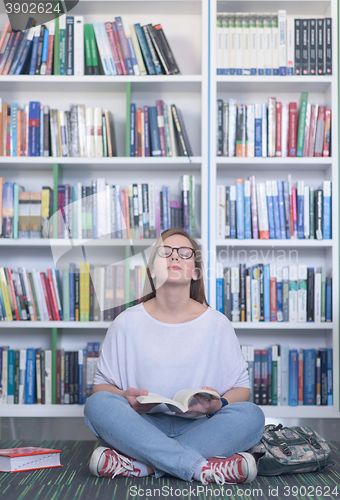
[84,229,265,485]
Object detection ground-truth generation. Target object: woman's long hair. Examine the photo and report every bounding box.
[141,228,210,306]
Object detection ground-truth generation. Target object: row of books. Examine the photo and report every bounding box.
[242,345,333,406]
[0,100,117,158]
[0,16,179,76]
[216,264,332,323]
[130,102,193,158]
[0,342,100,405]
[216,177,332,240]
[0,176,196,239]
[217,94,331,158]
[216,13,332,76]
[0,263,152,323]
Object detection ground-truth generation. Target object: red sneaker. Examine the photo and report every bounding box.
[200,452,257,485]
[89,447,141,478]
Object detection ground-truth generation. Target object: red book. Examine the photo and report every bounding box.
[275,102,282,157]
[40,272,52,321]
[47,269,60,320]
[323,109,331,157]
[0,30,16,75]
[2,31,23,75]
[292,187,298,238]
[120,187,126,238]
[156,99,167,157]
[137,108,142,157]
[44,276,56,320]
[56,349,61,404]
[46,24,55,75]
[270,271,277,321]
[288,102,297,157]
[0,447,62,473]
[298,351,304,405]
[308,104,318,157]
[112,21,127,75]
[125,186,130,238]
[6,268,20,321]
[105,22,123,75]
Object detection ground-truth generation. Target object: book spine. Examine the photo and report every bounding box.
[294,19,302,75]
[325,18,332,75]
[317,19,324,75]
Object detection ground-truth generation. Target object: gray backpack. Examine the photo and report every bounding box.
[249,423,334,475]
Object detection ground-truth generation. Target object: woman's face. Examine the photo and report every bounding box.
[152,234,199,289]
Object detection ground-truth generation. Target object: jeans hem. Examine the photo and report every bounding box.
[186,456,206,482]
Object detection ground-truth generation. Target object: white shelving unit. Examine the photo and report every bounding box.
[0,0,338,420]
[209,0,339,419]
[0,0,209,417]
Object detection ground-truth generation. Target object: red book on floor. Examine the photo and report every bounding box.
[0,447,62,473]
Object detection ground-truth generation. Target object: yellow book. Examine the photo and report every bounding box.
[0,268,13,320]
[80,262,90,321]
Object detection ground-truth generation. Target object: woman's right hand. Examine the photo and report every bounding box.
[123,387,159,414]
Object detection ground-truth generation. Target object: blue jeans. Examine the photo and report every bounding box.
[84,392,265,482]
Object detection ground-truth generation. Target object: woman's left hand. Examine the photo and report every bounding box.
[175,386,222,416]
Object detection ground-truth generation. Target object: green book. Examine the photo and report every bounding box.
[88,24,99,74]
[271,344,279,405]
[296,92,308,156]
[84,24,93,75]
[321,266,326,321]
[62,269,70,321]
[53,15,60,75]
[29,272,40,321]
[59,14,66,75]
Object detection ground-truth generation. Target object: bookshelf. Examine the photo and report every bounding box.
[209,0,339,418]
[0,0,339,420]
[0,0,209,416]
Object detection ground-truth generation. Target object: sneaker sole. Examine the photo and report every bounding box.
[89,446,109,477]
[237,452,258,483]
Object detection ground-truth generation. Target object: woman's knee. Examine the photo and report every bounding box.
[228,401,265,434]
[84,391,127,418]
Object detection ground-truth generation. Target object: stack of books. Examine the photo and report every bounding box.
[0,342,101,405]
[242,345,333,406]
[130,101,193,157]
[0,175,197,239]
[0,263,150,323]
[0,100,117,158]
[0,16,180,76]
[216,263,332,323]
[217,93,331,158]
[216,12,332,76]
[216,175,331,240]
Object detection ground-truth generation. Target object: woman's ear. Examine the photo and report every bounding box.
[191,267,199,281]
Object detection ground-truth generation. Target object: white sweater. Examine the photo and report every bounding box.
[93,302,250,417]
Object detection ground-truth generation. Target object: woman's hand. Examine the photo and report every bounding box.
[123,387,160,414]
[175,386,222,416]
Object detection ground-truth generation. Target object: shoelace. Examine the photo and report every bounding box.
[102,451,134,478]
[200,457,244,485]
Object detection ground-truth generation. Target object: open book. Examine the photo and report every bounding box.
[136,389,220,413]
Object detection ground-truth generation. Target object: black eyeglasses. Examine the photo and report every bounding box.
[155,246,196,259]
